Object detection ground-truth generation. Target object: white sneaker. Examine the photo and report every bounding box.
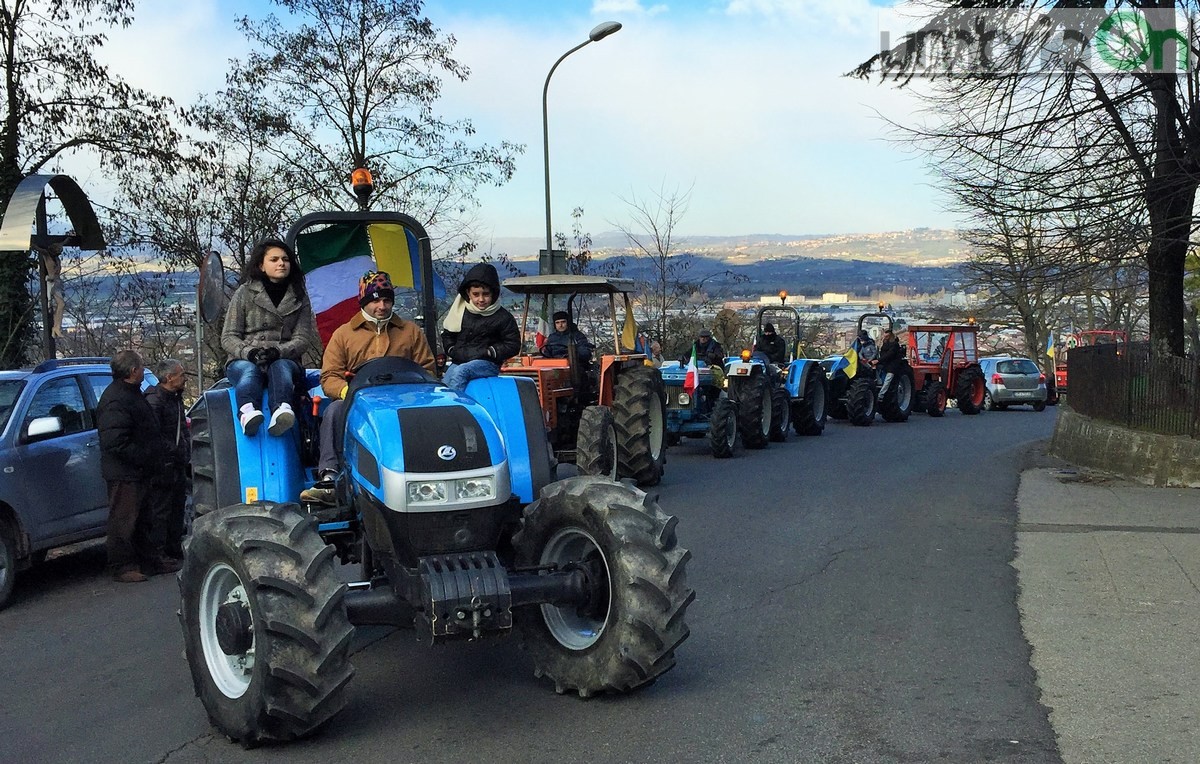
[268,403,295,436]
[239,405,264,436]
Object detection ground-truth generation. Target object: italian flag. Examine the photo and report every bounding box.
[683,344,699,395]
[533,300,550,349]
[295,222,446,344]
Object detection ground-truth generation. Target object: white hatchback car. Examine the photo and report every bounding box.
[979,356,1047,411]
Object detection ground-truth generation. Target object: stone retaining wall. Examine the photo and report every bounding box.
[1050,407,1200,488]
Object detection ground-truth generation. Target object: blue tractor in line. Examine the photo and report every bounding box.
[821,308,914,426]
[737,303,829,440]
[179,191,694,746]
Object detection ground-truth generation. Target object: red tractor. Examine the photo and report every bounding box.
[1053,329,1127,396]
[903,323,986,416]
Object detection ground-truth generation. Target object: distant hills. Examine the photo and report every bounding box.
[485,228,969,268]
[489,228,971,298]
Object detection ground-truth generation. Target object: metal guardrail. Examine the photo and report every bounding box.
[1069,342,1200,438]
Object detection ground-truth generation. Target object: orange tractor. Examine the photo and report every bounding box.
[1053,329,1127,396]
[904,322,986,416]
[500,275,667,487]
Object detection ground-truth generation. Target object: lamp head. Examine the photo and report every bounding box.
[351,167,374,209]
[589,21,622,41]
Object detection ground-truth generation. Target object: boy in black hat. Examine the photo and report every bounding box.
[441,262,521,391]
[541,310,594,363]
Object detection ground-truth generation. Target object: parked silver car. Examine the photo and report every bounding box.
[979,356,1047,411]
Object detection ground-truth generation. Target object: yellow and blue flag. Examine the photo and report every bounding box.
[1045,333,1055,359]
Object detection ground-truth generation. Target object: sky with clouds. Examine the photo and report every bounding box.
[85,0,955,246]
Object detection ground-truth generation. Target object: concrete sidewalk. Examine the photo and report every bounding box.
[1014,467,1200,764]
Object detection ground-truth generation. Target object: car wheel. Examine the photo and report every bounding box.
[1033,400,1046,412]
[0,525,16,611]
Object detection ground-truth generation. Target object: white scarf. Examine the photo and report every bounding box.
[361,308,394,333]
[442,294,502,333]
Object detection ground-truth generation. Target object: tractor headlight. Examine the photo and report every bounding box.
[407,481,448,503]
[455,477,495,500]
[677,392,691,406]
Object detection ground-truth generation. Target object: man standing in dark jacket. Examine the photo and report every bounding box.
[97,350,172,582]
[441,262,520,391]
[144,358,189,562]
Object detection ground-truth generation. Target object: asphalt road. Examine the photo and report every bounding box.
[1,404,1060,763]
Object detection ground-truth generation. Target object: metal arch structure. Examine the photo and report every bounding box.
[0,173,105,251]
[0,174,106,359]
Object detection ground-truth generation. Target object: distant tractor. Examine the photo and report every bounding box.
[745,303,828,438]
[821,310,914,426]
[1053,329,1127,397]
[501,275,667,486]
[904,322,986,416]
[658,361,741,458]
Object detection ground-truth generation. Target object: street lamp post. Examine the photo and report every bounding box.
[541,21,622,274]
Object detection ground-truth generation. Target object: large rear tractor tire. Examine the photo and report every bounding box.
[923,381,947,417]
[612,366,667,487]
[513,477,694,697]
[791,364,828,436]
[575,406,618,480]
[845,376,877,426]
[879,368,914,423]
[736,374,772,449]
[955,365,986,415]
[180,502,355,746]
[708,398,737,459]
[768,386,790,442]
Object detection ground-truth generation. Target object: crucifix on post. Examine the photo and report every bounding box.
[0,174,106,360]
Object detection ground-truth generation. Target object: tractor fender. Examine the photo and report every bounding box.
[786,359,822,399]
[218,387,308,506]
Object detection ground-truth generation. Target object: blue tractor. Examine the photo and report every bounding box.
[740,304,828,439]
[821,309,914,426]
[659,360,740,457]
[179,202,694,745]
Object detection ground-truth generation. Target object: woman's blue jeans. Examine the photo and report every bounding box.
[443,359,498,391]
[225,358,305,413]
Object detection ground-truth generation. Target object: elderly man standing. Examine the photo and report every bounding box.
[97,350,172,582]
[145,358,190,563]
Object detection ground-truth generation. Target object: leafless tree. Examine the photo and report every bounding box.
[852,1,1199,356]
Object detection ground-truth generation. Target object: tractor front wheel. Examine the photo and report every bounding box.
[923,381,947,417]
[513,477,694,697]
[575,405,618,480]
[845,376,876,426]
[955,365,986,415]
[879,368,914,423]
[768,386,790,442]
[612,366,667,487]
[791,364,827,436]
[708,398,737,458]
[736,374,772,449]
[180,502,355,746]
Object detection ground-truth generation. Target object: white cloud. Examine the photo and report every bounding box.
[592,0,669,16]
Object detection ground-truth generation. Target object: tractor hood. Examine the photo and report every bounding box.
[344,383,511,514]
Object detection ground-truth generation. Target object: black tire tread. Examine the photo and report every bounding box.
[956,365,985,415]
[845,376,876,426]
[575,405,617,479]
[612,366,667,487]
[180,502,355,745]
[708,398,737,458]
[791,365,827,436]
[736,374,771,449]
[512,477,693,697]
